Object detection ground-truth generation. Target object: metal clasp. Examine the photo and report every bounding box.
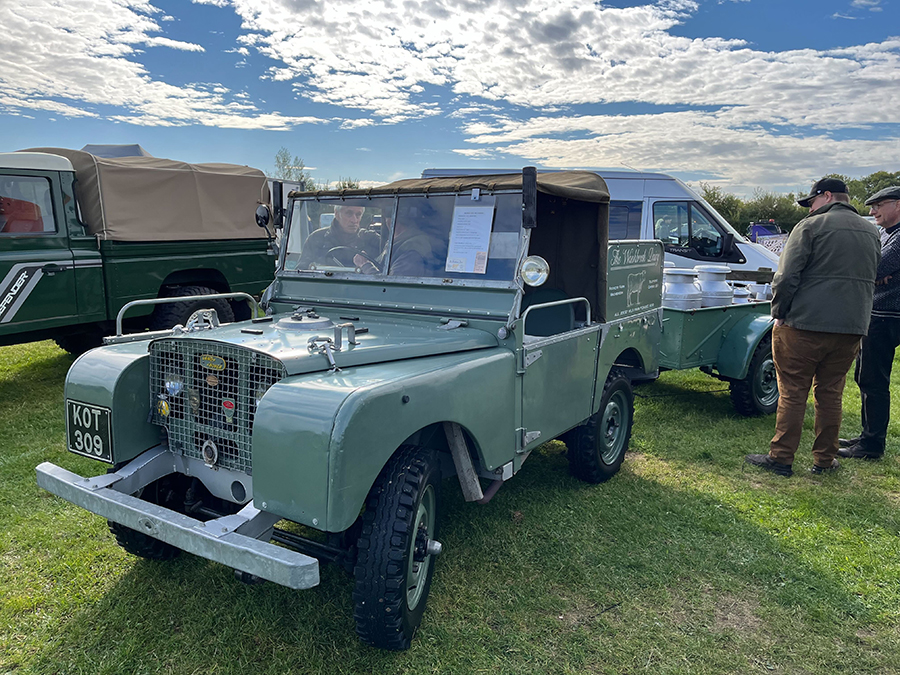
[308,336,341,372]
[334,323,358,350]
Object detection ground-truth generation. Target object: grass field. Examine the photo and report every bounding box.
[2,340,899,674]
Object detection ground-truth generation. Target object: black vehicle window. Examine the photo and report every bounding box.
[653,201,724,256]
[609,201,643,240]
[0,176,55,235]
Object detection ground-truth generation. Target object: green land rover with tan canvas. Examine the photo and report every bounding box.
[0,148,275,354]
[37,168,664,650]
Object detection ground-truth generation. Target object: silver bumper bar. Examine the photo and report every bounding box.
[36,448,319,590]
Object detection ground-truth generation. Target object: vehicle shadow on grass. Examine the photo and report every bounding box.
[24,444,900,675]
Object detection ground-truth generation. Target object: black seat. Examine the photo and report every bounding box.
[521,288,574,337]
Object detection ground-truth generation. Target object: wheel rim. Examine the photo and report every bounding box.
[754,355,779,407]
[406,483,436,611]
[600,390,629,464]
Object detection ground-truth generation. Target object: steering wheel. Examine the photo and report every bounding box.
[327,246,382,272]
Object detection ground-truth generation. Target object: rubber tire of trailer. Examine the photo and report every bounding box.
[353,445,441,651]
[729,334,779,416]
[568,368,634,484]
[149,285,236,331]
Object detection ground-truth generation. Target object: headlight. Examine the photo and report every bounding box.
[520,255,549,287]
[165,373,184,396]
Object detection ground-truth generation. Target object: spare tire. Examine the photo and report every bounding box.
[149,285,235,331]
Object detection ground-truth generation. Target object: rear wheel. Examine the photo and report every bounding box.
[729,335,778,416]
[353,446,441,650]
[149,285,235,331]
[568,368,633,484]
[54,329,104,356]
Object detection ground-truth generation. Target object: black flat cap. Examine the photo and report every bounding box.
[864,185,900,206]
[797,177,849,208]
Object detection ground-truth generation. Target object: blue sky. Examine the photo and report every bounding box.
[1,0,898,195]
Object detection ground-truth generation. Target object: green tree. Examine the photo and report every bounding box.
[272,147,315,191]
[741,189,808,232]
[334,176,360,190]
[699,182,743,232]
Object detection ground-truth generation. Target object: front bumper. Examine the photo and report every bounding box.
[36,445,319,590]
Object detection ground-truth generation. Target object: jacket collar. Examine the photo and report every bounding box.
[808,201,859,217]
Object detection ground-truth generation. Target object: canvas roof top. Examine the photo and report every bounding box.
[288,171,610,204]
[22,147,268,242]
[80,143,153,158]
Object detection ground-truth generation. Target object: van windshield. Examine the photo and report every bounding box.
[283,193,523,282]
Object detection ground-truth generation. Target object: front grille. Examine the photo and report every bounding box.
[149,339,287,474]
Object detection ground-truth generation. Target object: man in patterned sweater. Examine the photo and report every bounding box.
[840,186,900,460]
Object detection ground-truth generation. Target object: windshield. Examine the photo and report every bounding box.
[283,193,523,282]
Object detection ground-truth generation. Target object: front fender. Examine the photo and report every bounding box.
[64,343,161,464]
[252,348,516,532]
[716,313,774,380]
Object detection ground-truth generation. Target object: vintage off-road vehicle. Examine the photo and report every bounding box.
[37,169,663,649]
[0,148,274,354]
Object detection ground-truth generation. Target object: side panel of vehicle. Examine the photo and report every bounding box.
[715,312,774,380]
[0,169,79,336]
[597,240,663,394]
[252,348,516,532]
[658,304,772,373]
[99,239,273,318]
[64,344,162,462]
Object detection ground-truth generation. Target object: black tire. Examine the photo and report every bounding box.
[108,475,182,561]
[353,446,441,651]
[54,330,104,356]
[149,285,235,331]
[729,335,778,416]
[568,368,633,484]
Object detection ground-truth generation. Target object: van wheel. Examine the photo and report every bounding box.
[729,336,778,416]
[568,368,633,484]
[149,285,235,331]
[353,446,441,650]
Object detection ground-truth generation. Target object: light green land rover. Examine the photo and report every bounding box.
[37,169,662,650]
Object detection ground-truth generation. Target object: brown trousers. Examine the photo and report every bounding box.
[769,325,861,467]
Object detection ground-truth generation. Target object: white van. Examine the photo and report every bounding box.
[422,168,780,280]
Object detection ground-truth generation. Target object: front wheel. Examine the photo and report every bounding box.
[729,335,778,416]
[568,368,634,484]
[353,446,441,650]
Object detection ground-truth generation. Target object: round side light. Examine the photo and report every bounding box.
[520,255,549,287]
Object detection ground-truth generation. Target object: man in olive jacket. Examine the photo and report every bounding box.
[746,178,881,477]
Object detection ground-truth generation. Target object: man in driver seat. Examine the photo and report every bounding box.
[298,205,381,269]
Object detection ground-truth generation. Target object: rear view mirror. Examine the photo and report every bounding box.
[255,204,271,229]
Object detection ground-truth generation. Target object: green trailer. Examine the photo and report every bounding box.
[659,301,777,415]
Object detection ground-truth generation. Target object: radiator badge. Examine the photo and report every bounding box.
[157,399,170,417]
[222,398,235,423]
[200,354,226,371]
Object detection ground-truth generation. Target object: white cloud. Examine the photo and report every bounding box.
[0,0,326,129]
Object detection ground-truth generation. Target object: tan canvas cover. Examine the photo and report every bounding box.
[24,148,269,242]
[288,171,610,203]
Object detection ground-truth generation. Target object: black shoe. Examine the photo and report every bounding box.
[745,454,793,477]
[836,443,884,460]
[839,436,862,448]
[810,459,841,474]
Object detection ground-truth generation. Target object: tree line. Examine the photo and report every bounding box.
[272,147,359,191]
[700,171,900,234]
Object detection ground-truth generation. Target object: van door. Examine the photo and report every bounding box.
[0,173,77,338]
[651,201,746,266]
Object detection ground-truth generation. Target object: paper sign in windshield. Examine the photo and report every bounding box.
[445,205,494,274]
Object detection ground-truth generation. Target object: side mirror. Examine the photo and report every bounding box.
[255,204,271,229]
[722,232,735,256]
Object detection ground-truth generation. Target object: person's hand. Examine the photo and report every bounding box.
[774,318,784,327]
[353,253,378,274]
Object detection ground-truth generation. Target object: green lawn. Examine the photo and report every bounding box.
[2,341,899,674]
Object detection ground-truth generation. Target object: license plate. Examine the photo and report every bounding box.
[66,400,112,463]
